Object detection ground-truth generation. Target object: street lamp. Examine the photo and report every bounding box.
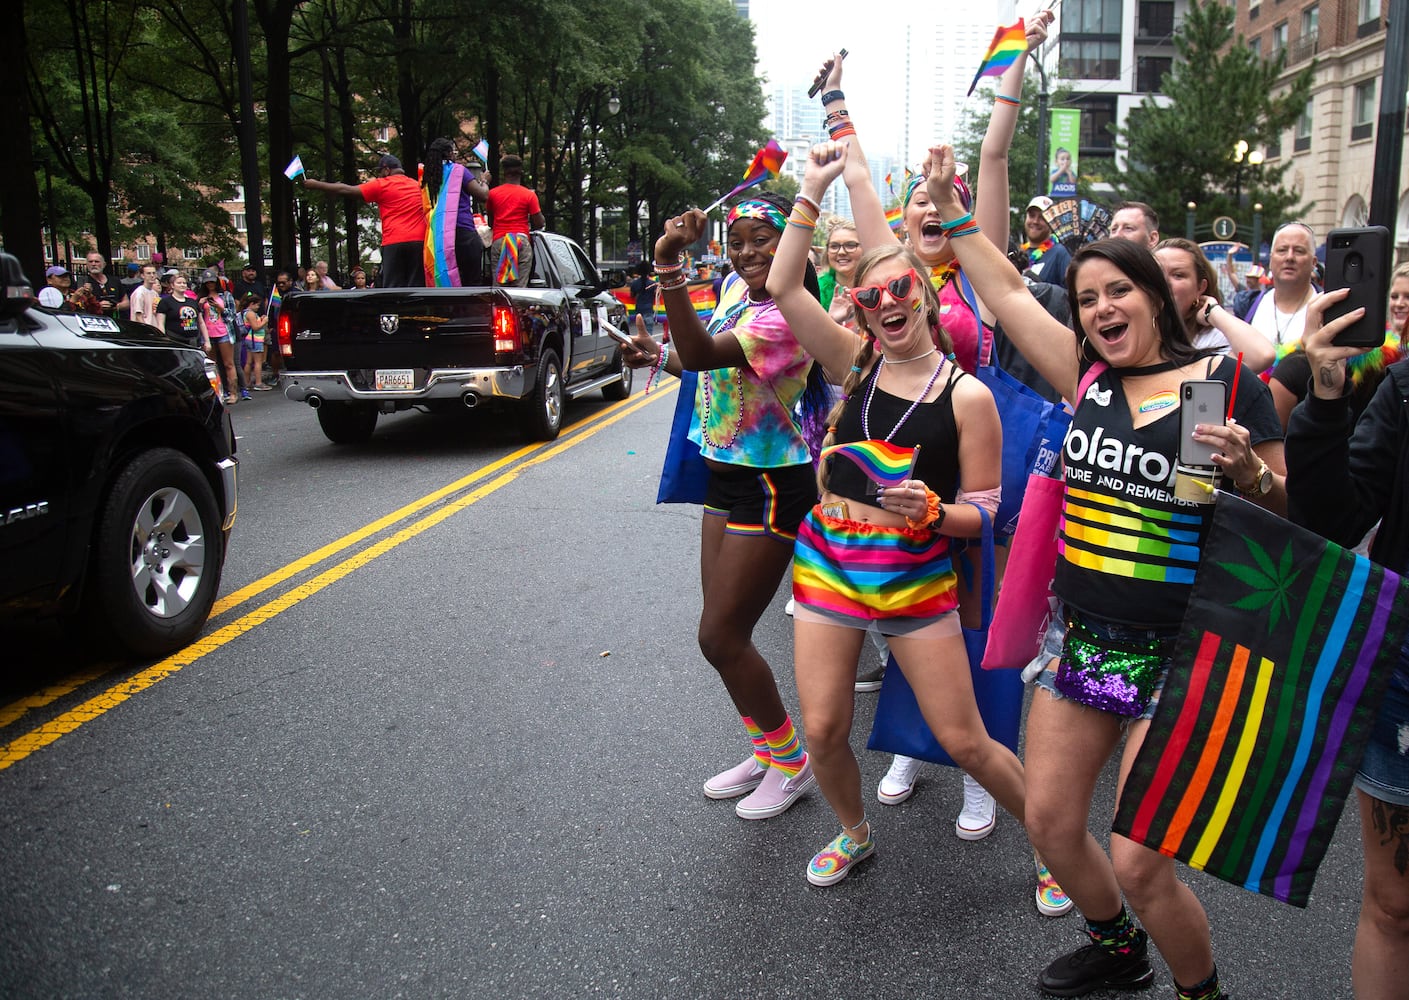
[1029,50,1050,198]
[607,90,621,117]
[1186,201,1197,240]
[1251,203,1264,267]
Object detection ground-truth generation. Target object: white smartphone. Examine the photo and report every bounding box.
[1178,380,1227,468]
[603,321,635,348]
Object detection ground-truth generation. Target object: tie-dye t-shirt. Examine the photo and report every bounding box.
[688,274,813,468]
[1054,354,1281,627]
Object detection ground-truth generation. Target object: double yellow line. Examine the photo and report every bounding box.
[0,385,675,771]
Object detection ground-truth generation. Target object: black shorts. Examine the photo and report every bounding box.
[703,462,817,542]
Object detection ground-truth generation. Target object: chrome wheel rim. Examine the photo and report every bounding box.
[128,486,207,618]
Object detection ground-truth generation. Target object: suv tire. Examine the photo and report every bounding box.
[317,401,379,444]
[88,447,224,657]
[521,348,564,441]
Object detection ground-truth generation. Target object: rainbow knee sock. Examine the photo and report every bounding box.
[1175,967,1223,1000]
[741,716,772,768]
[762,717,806,777]
[1084,906,1142,953]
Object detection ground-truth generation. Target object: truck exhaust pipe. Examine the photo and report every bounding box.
[461,391,478,409]
[306,394,322,409]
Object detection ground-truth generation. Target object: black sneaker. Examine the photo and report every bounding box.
[1036,929,1155,997]
[855,660,886,693]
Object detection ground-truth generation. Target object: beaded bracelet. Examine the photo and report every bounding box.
[995,93,1020,107]
[821,89,845,105]
[645,341,670,395]
[937,211,974,233]
[658,274,689,291]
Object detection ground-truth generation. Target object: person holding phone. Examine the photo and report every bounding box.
[1285,288,1409,1000]
[925,143,1282,1000]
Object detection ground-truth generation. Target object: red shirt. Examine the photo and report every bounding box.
[359,174,426,245]
[486,183,541,240]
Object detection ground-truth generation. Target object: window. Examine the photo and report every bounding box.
[1067,0,1122,33]
[185,247,204,261]
[1352,80,1376,141]
[1291,5,1318,61]
[233,185,245,203]
[1250,0,1260,21]
[1271,21,1288,55]
[1136,56,1172,92]
[1059,0,1122,79]
[231,212,247,233]
[1294,101,1313,152]
[1249,36,1261,56]
[1358,0,1380,35]
[1059,40,1121,79]
[1079,96,1118,152]
[136,244,152,261]
[110,245,124,260]
[1137,1,1174,37]
[375,126,391,143]
[1266,130,1282,159]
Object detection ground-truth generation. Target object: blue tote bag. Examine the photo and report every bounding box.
[656,369,711,505]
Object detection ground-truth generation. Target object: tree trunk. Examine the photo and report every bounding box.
[335,45,359,269]
[255,0,299,269]
[0,0,45,284]
[393,0,421,168]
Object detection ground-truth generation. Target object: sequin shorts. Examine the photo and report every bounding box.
[1030,604,1176,723]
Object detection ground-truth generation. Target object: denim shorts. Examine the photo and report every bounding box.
[1355,652,1409,806]
[1029,603,1176,723]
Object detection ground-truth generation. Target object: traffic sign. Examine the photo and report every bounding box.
[1212,216,1237,239]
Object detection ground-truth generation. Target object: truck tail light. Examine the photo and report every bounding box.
[492,302,520,353]
[278,312,293,356]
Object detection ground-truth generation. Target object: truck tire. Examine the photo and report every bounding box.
[317,401,379,444]
[87,447,224,658]
[521,348,564,441]
[602,348,633,401]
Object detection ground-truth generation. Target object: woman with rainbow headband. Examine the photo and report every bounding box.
[767,139,1027,889]
[628,191,832,821]
[421,137,490,287]
[926,142,1282,1000]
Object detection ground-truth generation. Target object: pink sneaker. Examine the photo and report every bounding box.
[703,756,768,800]
[736,757,815,819]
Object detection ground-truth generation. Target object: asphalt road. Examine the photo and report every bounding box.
[0,383,1365,999]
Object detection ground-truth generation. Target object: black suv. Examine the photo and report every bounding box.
[0,252,237,657]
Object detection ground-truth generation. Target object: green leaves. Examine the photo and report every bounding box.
[1217,536,1301,633]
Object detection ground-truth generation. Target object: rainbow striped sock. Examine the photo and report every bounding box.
[763,717,806,777]
[741,716,771,768]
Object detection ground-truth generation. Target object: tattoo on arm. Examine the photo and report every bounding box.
[1317,364,1340,390]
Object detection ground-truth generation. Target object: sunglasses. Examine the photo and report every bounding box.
[848,268,921,311]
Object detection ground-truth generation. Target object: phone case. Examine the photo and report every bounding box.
[1178,380,1227,468]
[1325,226,1391,348]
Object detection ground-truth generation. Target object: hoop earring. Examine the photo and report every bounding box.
[1079,335,1096,362]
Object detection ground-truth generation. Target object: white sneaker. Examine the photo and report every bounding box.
[955,772,997,841]
[877,755,921,805]
[785,598,796,616]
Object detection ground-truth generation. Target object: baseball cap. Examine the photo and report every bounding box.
[1027,196,1054,213]
[45,265,69,277]
[377,154,402,171]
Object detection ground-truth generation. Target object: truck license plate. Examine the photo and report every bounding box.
[375,368,415,391]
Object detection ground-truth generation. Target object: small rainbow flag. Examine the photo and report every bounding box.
[821,439,917,488]
[884,203,904,234]
[705,140,788,213]
[967,19,1026,96]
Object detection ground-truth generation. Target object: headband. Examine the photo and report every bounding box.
[727,199,788,233]
[901,171,974,212]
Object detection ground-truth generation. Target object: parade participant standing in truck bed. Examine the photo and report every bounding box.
[303,155,426,288]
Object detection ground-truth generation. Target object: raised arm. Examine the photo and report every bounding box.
[927,144,1079,399]
[1198,295,1275,372]
[766,142,865,382]
[974,12,1052,253]
[302,176,365,199]
[653,209,746,372]
[807,53,899,251]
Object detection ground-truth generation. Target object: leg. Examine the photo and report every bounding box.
[218,340,239,401]
[887,629,1026,823]
[1352,790,1409,998]
[793,618,867,827]
[1111,719,1215,989]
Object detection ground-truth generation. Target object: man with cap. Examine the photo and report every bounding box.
[233,262,266,304]
[302,154,426,288]
[1021,195,1071,285]
[485,153,545,287]
[38,265,71,309]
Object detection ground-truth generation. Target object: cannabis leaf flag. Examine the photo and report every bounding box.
[1114,493,1409,907]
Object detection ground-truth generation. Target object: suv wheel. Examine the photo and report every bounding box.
[521,348,564,440]
[88,448,224,657]
[317,401,379,444]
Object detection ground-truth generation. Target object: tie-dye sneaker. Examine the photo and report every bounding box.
[1035,858,1074,917]
[806,826,876,886]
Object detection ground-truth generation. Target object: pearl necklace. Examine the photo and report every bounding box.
[862,354,946,442]
[880,347,938,365]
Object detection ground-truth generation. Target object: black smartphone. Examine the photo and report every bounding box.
[1325,225,1390,348]
[1179,380,1227,468]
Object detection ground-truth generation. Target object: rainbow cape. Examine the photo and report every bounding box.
[720,140,787,203]
[967,19,1026,95]
[1114,494,1409,907]
[423,162,466,287]
[821,439,916,488]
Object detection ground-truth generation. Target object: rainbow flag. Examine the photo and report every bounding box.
[423,162,466,287]
[884,203,904,234]
[720,140,787,204]
[967,19,1026,95]
[1114,494,1409,907]
[495,232,527,284]
[821,439,916,488]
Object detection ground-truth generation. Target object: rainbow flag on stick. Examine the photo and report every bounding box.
[703,140,788,214]
[1114,494,1409,907]
[967,19,1027,95]
[821,440,919,489]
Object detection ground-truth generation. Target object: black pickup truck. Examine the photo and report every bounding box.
[0,252,238,658]
[277,232,634,443]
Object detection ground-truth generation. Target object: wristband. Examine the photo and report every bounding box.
[938,211,974,234]
[1202,301,1218,324]
[820,89,845,105]
[995,93,1020,107]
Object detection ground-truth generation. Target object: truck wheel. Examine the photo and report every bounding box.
[602,348,633,401]
[316,402,378,444]
[87,447,224,658]
[521,348,564,440]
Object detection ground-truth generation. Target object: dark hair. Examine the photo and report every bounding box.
[1065,238,1203,366]
[500,154,524,175]
[1154,237,1221,333]
[424,138,454,203]
[1113,201,1160,233]
[238,293,259,309]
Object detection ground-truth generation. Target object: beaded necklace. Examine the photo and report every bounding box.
[699,292,768,450]
[862,353,946,442]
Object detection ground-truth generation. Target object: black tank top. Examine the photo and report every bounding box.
[828,365,964,503]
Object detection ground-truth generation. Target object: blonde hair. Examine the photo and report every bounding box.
[816,244,952,495]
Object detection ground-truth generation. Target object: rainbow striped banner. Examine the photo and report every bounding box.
[610,279,719,329]
[1114,494,1409,907]
[967,19,1027,96]
[821,439,916,488]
